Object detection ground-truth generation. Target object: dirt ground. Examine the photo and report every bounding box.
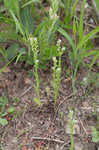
[0,58,99,150]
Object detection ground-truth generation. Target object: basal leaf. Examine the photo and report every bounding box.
[0,118,8,126]
[6,43,19,60]
[20,6,34,34]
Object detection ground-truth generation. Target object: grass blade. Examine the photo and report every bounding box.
[71,0,79,17]
[4,0,20,17]
[0,56,17,74]
[9,10,25,37]
[58,28,75,51]
[22,0,40,8]
[77,26,99,49]
[78,0,87,41]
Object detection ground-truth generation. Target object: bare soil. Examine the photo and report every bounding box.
[0,59,99,150]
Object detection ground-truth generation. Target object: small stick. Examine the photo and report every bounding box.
[53,93,74,122]
[60,141,70,150]
[77,17,96,29]
[19,85,33,98]
[78,117,88,135]
[32,136,64,144]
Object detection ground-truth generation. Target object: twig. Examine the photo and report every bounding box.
[83,22,96,29]
[32,136,64,144]
[78,117,88,135]
[57,93,74,109]
[53,93,74,122]
[60,141,70,150]
[77,17,96,29]
[19,85,33,98]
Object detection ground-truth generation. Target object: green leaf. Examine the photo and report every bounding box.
[16,48,26,63]
[0,30,21,42]
[90,51,99,69]
[94,0,99,17]
[58,27,77,62]
[73,16,77,41]
[0,48,6,59]
[92,127,99,143]
[71,0,79,17]
[6,44,19,60]
[0,56,17,74]
[95,0,99,10]
[10,10,25,36]
[4,0,20,17]
[77,26,99,49]
[0,97,8,106]
[7,107,15,114]
[64,0,72,24]
[34,98,41,106]
[58,28,75,51]
[0,112,7,117]
[78,0,87,41]
[22,0,40,8]
[20,6,34,34]
[0,16,14,25]
[0,118,8,126]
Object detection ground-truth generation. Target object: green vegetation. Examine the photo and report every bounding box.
[52,39,65,103]
[68,110,75,150]
[92,127,99,143]
[0,0,99,147]
[58,0,99,92]
[0,0,99,85]
[29,36,41,105]
[0,96,16,126]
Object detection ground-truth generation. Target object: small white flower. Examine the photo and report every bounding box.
[35,60,39,63]
[33,37,37,42]
[57,68,61,72]
[62,47,66,51]
[83,77,88,85]
[53,57,56,62]
[85,3,88,9]
[57,39,61,44]
[49,7,58,20]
